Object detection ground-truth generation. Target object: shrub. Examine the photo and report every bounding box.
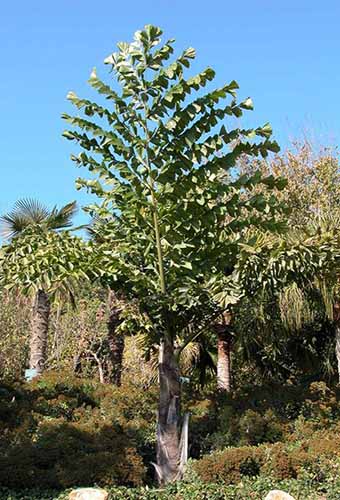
[193,425,340,485]
[192,445,264,484]
[190,381,340,455]
[2,450,340,499]
[0,420,146,489]
[301,381,340,424]
[261,442,298,480]
[239,409,267,445]
[2,373,340,493]
[262,409,284,443]
[0,371,155,489]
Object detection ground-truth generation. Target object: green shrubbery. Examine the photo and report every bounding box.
[2,372,340,496]
[188,380,340,457]
[192,425,340,485]
[0,371,157,489]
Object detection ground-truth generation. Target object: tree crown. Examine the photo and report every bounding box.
[63,24,287,337]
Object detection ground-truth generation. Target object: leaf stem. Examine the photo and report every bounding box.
[136,66,167,295]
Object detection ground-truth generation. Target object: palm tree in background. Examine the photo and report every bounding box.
[0,198,77,376]
[85,216,127,386]
[0,198,77,239]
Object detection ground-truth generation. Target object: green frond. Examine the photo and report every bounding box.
[315,277,335,320]
[47,201,78,230]
[13,198,51,221]
[0,229,94,298]
[0,199,77,239]
[0,213,29,239]
[278,282,313,331]
[0,198,50,238]
[179,341,200,375]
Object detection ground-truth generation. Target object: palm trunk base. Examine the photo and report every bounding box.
[154,413,189,484]
[29,289,50,376]
[156,338,188,484]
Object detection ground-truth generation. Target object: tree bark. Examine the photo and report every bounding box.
[214,312,232,393]
[106,291,124,386]
[334,302,340,384]
[335,325,340,384]
[29,289,50,375]
[155,336,181,484]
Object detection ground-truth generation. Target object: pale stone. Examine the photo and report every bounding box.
[69,488,109,500]
[264,491,296,500]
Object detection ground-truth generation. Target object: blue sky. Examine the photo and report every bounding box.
[1,0,340,229]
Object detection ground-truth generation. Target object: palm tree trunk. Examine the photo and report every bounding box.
[217,328,232,392]
[29,289,50,375]
[214,312,232,393]
[155,336,181,484]
[335,325,340,384]
[334,302,340,384]
[107,300,124,386]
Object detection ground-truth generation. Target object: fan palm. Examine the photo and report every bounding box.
[0,198,77,239]
[0,198,77,376]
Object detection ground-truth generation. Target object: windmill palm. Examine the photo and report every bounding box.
[0,198,77,377]
[0,198,77,239]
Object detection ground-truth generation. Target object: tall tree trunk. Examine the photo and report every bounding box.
[155,336,181,484]
[334,302,340,384]
[335,325,340,384]
[214,312,232,393]
[106,291,124,386]
[29,289,50,375]
[107,307,124,385]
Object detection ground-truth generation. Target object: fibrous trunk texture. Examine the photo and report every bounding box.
[214,312,232,392]
[335,325,340,384]
[29,289,50,375]
[106,296,124,386]
[155,337,181,484]
[334,302,340,384]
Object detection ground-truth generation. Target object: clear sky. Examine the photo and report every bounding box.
[1,0,340,229]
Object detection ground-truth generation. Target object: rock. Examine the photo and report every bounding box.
[69,488,109,500]
[264,491,296,500]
